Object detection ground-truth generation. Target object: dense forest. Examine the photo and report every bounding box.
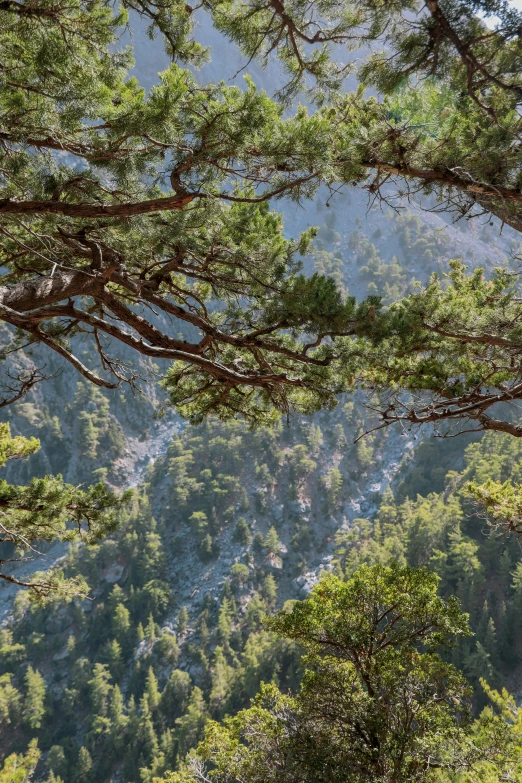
[3,0,522,781]
[3,404,522,781]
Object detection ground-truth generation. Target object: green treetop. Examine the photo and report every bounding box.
[167,565,510,783]
[0,739,40,783]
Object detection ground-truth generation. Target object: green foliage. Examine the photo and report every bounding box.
[75,747,92,783]
[5,0,522,429]
[177,607,189,635]
[0,424,39,467]
[268,565,470,654]
[334,430,522,701]
[233,519,251,546]
[22,667,45,730]
[335,261,522,437]
[0,423,129,598]
[466,479,522,537]
[0,674,21,729]
[229,564,249,588]
[177,566,498,783]
[438,681,522,783]
[264,527,281,556]
[0,739,39,783]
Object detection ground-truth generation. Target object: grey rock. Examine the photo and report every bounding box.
[288,499,311,515]
[103,564,124,584]
[265,554,283,571]
[273,504,284,522]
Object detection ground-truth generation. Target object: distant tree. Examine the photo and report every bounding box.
[88,664,111,718]
[145,667,161,712]
[155,633,180,665]
[46,746,68,781]
[286,446,317,487]
[0,739,40,783]
[252,533,265,553]
[145,614,158,642]
[177,607,189,635]
[216,599,233,646]
[229,563,249,589]
[305,424,324,454]
[174,688,208,758]
[264,527,281,556]
[244,597,267,633]
[161,671,192,724]
[0,673,21,728]
[199,534,215,562]
[109,685,128,746]
[209,647,234,718]
[137,696,159,766]
[22,667,46,730]
[113,603,131,653]
[324,467,343,510]
[233,519,251,546]
[74,747,92,783]
[103,639,124,680]
[261,574,278,605]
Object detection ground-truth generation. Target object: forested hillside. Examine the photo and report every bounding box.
[2,398,522,780]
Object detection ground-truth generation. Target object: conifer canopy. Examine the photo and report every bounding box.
[3,1,522,433]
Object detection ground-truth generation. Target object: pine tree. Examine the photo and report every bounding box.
[109,685,128,745]
[104,640,123,680]
[233,518,251,546]
[75,747,92,783]
[484,617,499,672]
[3,2,522,435]
[306,424,324,453]
[145,667,161,712]
[113,603,131,639]
[46,772,64,783]
[22,666,46,730]
[209,647,234,718]
[46,746,67,780]
[0,740,40,783]
[230,563,249,589]
[265,527,282,556]
[145,614,158,642]
[177,607,189,635]
[262,574,278,605]
[174,687,207,757]
[137,695,159,767]
[239,490,250,512]
[88,664,112,717]
[161,670,192,723]
[325,467,343,510]
[199,533,215,561]
[217,599,233,646]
